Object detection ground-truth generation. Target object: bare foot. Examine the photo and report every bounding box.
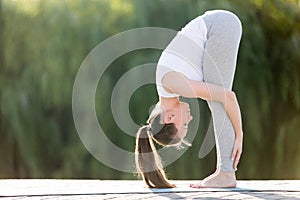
[189,171,237,188]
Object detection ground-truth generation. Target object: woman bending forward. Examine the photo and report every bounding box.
[135,10,243,188]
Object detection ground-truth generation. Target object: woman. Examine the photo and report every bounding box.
[135,10,243,188]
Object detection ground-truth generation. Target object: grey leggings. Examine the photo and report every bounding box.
[202,10,242,172]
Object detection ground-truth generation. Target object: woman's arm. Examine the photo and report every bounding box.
[162,71,243,138]
[163,71,243,169]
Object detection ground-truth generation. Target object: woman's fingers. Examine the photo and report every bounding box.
[233,148,242,170]
[231,141,242,171]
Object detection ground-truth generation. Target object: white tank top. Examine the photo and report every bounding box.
[156,15,207,98]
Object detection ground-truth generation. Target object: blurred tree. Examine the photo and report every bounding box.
[0,0,299,180]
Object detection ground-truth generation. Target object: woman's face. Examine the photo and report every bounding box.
[164,101,193,139]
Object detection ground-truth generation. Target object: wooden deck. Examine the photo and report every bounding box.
[0,180,300,199]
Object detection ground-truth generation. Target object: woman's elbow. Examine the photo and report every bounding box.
[227,91,237,101]
[224,91,237,107]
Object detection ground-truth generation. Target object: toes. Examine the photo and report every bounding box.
[189,183,196,188]
[189,182,204,188]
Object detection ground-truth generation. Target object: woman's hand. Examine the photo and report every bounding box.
[231,137,243,171]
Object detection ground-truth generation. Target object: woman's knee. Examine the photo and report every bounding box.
[206,10,242,38]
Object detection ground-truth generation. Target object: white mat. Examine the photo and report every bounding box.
[0,180,299,197]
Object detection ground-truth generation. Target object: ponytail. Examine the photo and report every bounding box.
[135,126,175,188]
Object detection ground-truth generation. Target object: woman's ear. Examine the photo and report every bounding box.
[163,112,175,124]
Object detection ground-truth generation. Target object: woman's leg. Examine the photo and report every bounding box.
[192,10,242,187]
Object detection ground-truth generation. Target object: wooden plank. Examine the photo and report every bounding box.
[0,180,299,199]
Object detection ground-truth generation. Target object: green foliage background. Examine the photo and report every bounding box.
[0,0,299,180]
